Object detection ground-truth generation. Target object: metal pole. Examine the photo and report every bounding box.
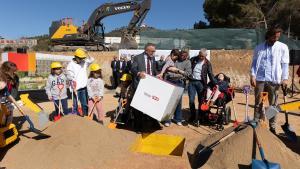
[292,65,295,97]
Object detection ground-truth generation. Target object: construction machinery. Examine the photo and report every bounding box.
[0,101,18,148]
[49,0,151,51]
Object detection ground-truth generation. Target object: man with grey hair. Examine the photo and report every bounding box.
[131,43,159,133]
[188,48,216,124]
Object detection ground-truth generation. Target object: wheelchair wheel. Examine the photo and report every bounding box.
[223,106,231,125]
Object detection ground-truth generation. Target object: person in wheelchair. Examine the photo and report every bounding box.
[205,73,230,107]
[200,73,233,130]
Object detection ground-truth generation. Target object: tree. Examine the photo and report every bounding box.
[194,21,209,29]
[203,0,251,28]
[202,0,300,38]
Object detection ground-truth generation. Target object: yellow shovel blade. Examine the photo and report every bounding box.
[108,122,117,129]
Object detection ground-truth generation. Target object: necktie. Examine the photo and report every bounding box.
[147,57,151,75]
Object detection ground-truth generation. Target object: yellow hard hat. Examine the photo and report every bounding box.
[89,63,101,71]
[51,62,63,69]
[120,73,132,81]
[74,48,87,58]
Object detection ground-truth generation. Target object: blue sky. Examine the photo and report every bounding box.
[0,0,205,39]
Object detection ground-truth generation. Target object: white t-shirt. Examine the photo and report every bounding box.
[67,57,94,90]
[192,60,204,80]
[87,78,104,98]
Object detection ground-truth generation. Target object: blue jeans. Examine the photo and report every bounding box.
[166,79,184,123]
[188,80,205,121]
[54,98,68,116]
[73,87,89,116]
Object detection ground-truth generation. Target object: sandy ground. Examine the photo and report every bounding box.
[1,90,300,169]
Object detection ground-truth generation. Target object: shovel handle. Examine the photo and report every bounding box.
[281,84,290,124]
[260,92,268,105]
[9,95,25,116]
[281,84,288,97]
[9,95,35,129]
[88,100,98,117]
[253,126,266,161]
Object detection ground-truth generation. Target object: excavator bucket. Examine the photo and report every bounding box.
[120,33,138,49]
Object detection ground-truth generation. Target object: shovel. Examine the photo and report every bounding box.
[228,87,239,127]
[265,94,279,121]
[53,100,62,122]
[108,99,126,129]
[9,95,49,137]
[54,84,65,121]
[198,124,247,156]
[69,87,77,115]
[35,103,49,129]
[281,85,297,142]
[260,92,268,128]
[251,123,281,169]
[86,100,98,120]
[200,87,217,111]
[243,85,251,122]
[20,94,49,128]
[72,81,83,116]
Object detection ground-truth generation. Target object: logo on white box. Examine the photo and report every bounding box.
[143,92,160,101]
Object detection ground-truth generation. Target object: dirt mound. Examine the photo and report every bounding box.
[1,115,137,169]
[193,125,300,169]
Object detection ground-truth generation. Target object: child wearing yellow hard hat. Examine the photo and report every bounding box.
[87,63,104,124]
[66,48,94,116]
[45,62,69,116]
[120,73,133,99]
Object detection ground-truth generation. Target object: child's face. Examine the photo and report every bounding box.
[218,74,224,81]
[53,68,62,75]
[93,70,101,78]
[0,81,6,90]
[121,81,131,87]
[171,55,178,61]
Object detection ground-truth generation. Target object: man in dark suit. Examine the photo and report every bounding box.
[131,43,159,133]
[111,56,119,89]
[131,43,157,88]
[117,56,128,84]
[156,55,166,74]
[126,55,134,73]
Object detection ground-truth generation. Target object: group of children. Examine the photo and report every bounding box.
[45,48,105,124]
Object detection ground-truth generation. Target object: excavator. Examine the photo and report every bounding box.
[49,0,151,51]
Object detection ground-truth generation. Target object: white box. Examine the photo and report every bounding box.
[130,74,184,122]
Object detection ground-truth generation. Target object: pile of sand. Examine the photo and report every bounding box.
[192,125,300,169]
[1,115,137,169]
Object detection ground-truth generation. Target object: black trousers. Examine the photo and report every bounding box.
[132,108,143,131]
[112,71,119,88]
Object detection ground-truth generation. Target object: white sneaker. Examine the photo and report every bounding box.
[176,122,183,126]
[164,122,170,127]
